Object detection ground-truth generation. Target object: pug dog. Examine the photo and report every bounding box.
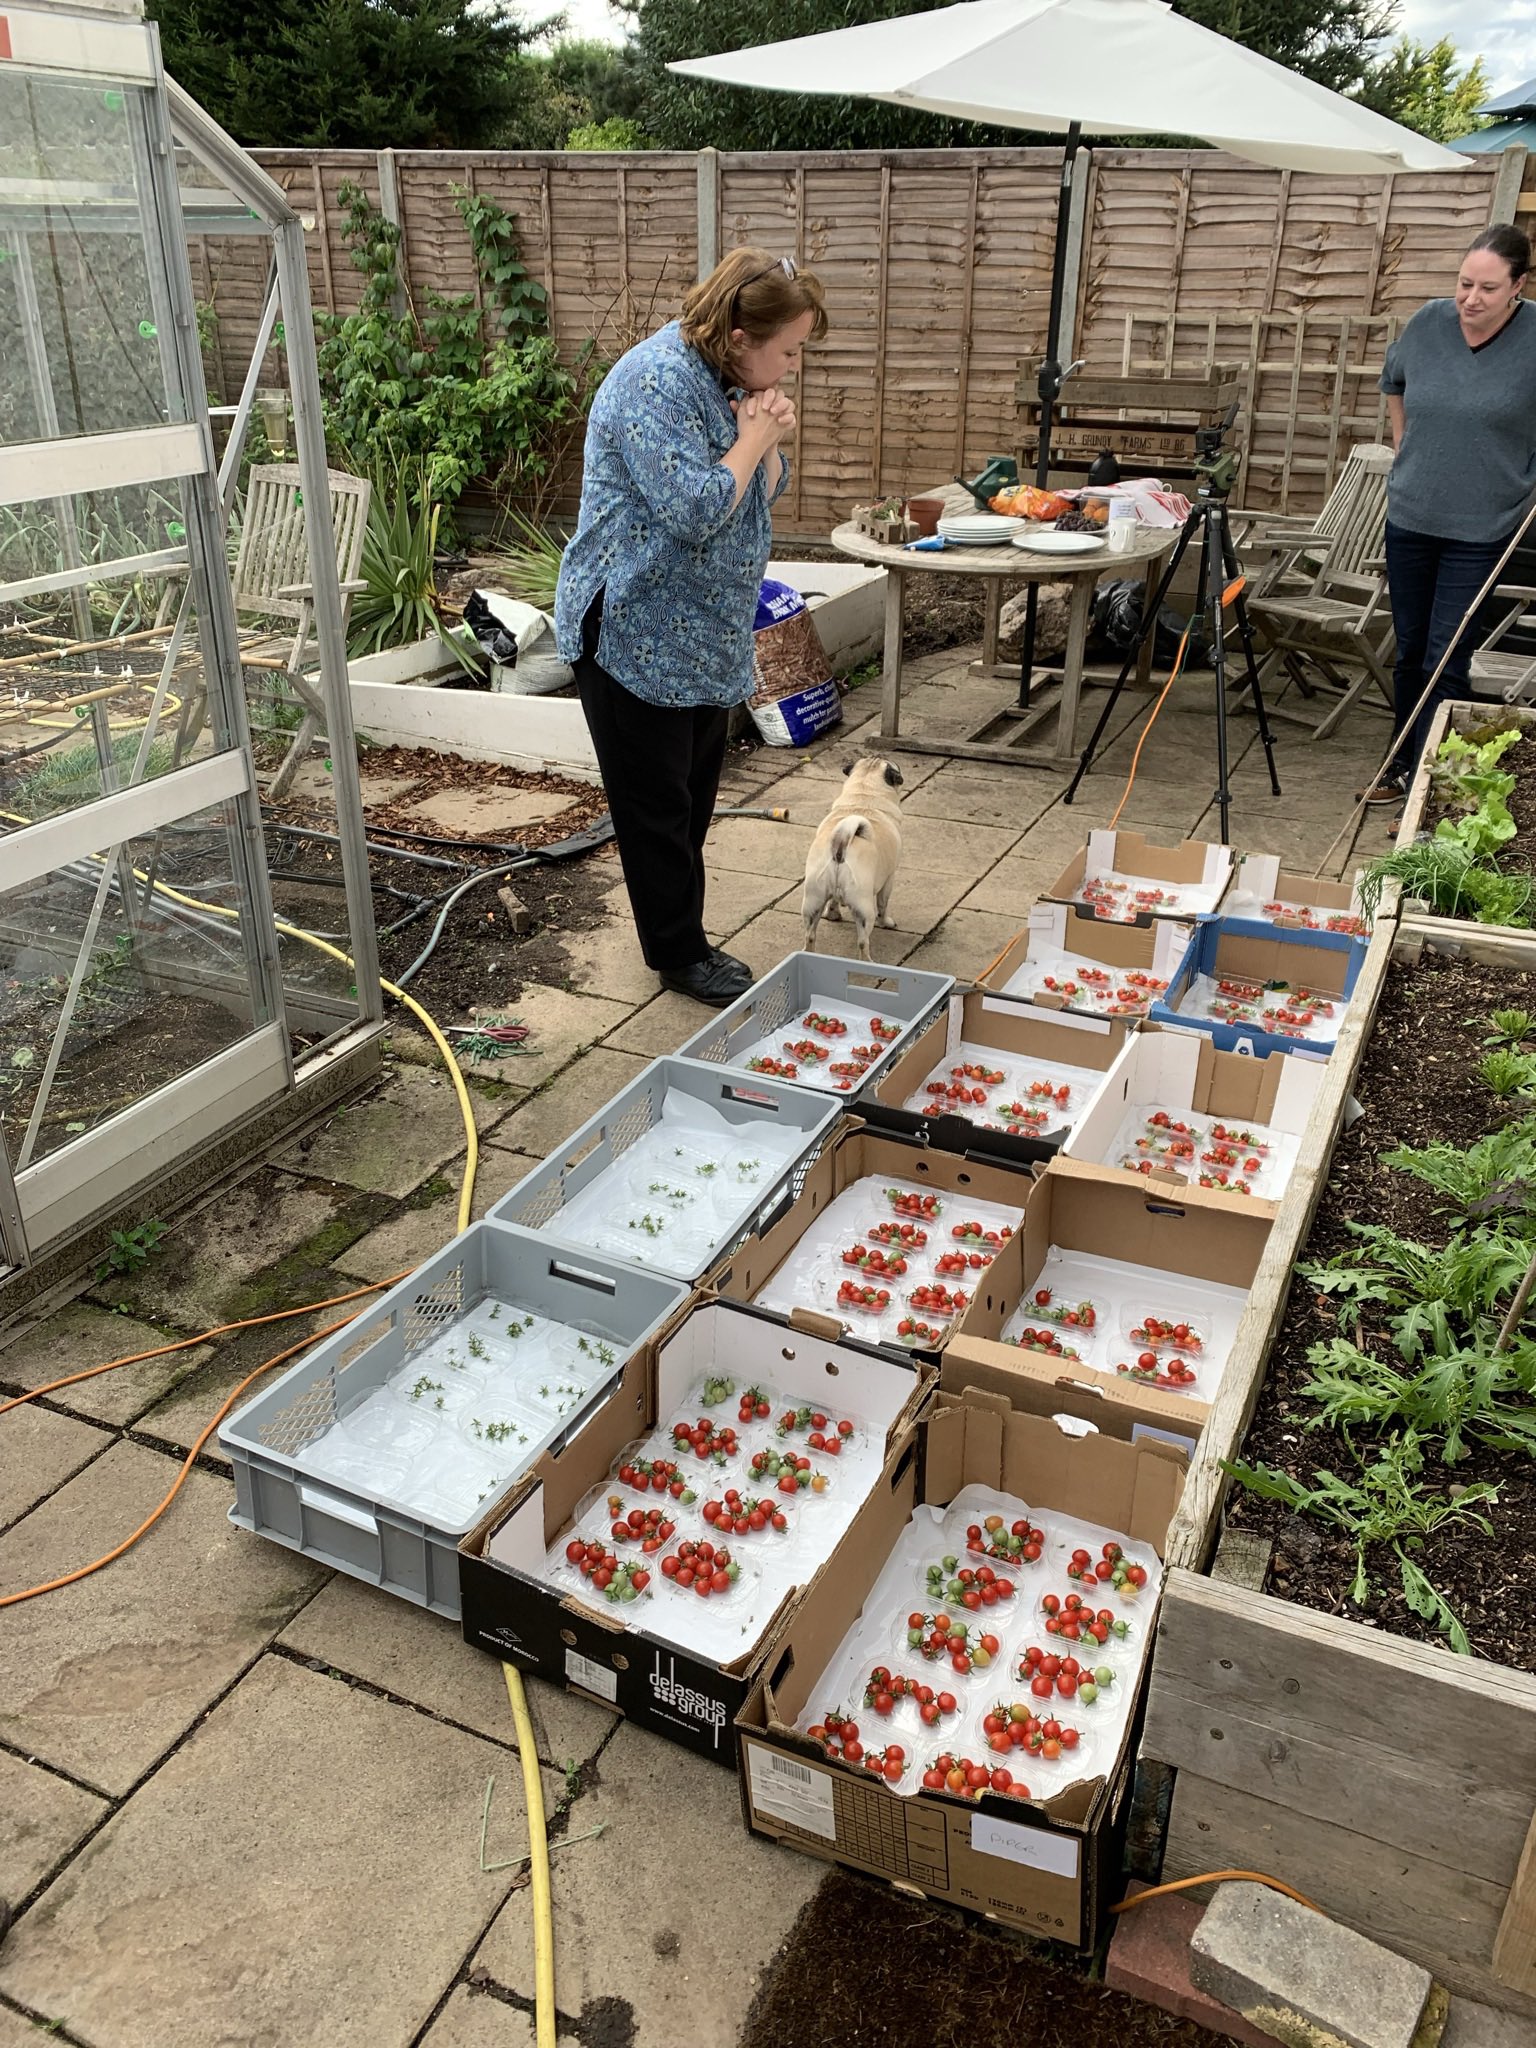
[801,756,905,961]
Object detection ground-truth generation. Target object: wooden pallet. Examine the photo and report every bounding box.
[1142,910,1536,2018]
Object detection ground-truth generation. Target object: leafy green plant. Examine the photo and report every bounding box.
[314,183,595,524]
[11,735,175,819]
[1359,838,1532,928]
[96,1218,167,1284]
[488,509,565,613]
[1484,1008,1536,1047]
[1304,1221,1532,1350]
[1379,1124,1536,1225]
[350,471,477,669]
[1224,1434,1496,1652]
[1298,1336,1536,1463]
[1480,1048,1536,1100]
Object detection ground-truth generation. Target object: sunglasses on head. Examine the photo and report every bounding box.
[732,254,797,320]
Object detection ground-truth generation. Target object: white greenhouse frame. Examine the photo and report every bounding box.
[1,1,384,1281]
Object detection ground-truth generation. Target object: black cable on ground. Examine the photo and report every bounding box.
[392,858,539,987]
[266,821,471,873]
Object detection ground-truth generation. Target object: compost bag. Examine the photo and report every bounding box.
[748,579,842,747]
[1091,577,1210,669]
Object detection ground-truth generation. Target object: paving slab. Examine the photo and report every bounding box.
[332,1194,463,1284]
[702,815,818,879]
[0,2000,71,2046]
[0,1404,114,1530]
[272,1063,525,1198]
[1442,1997,1536,2047]
[91,1165,391,1329]
[408,787,580,835]
[459,983,638,1094]
[0,1750,108,1908]
[0,1656,550,2048]
[472,1720,821,2047]
[483,1049,652,1160]
[422,1987,536,2046]
[544,915,660,1005]
[718,905,919,971]
[958,849,1069,918]
[1107,1882,1284,2046]
[1190,1880,1434,2048]
[600,992,708,1059]
[132,1308,335,1464]
[898,908,1026,981]
[0,1442,325,1794]
[278,1575,617,1767]
[898,762,1063,829]
[703,865,798,939]
[0,1304,214,1431]
[356,771,428,806]
[882,811,1022,875]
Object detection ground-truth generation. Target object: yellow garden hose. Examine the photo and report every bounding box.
[503,1664,558,2048]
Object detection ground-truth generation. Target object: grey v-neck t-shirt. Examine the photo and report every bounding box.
[1380,297,1536,542]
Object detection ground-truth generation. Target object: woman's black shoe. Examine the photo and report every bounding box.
[705,946,753,988]
[658,956,751,1007]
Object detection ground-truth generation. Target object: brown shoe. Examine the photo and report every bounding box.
[1356,779,1403,806]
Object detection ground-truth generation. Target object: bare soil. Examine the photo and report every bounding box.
[1226,948,1536,1666]
[742,1870,1226,2048]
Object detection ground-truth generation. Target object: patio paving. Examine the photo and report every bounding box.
[0,638,1388,2044]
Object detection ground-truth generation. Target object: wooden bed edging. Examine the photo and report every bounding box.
[1144,912,1536,2013]
[1143,1572,1536,2015]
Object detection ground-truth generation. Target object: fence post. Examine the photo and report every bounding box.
[1490,142,1529,227]
[1057,144,1092,363]
[375,147,407,319]
[696,147,720,279]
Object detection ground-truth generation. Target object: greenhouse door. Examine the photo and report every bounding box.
[1,10,292,1265]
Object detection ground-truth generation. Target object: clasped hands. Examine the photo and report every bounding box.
[731,386,796,460]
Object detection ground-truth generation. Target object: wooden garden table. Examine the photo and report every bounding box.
[830,481,1179,769]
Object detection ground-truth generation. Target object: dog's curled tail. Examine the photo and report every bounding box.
[829,816,872,866]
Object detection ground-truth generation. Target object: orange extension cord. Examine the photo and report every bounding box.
[1113,1870,1324,1916]
[0,1277,408,1608]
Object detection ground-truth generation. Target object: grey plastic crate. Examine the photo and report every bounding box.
[221,1220,690,1619]
[675,952,953,1097]
[486,1055,841,1281]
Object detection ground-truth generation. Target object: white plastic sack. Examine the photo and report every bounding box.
[476,590,575,697]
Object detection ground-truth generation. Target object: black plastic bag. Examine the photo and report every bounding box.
[463,589,520,667]
[1091,576,1210,668]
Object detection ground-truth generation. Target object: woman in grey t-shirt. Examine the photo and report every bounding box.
[1366,224,1536,808]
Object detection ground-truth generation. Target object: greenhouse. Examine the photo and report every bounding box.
[0,0,382,1279]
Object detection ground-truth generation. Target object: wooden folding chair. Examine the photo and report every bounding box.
[1242,446,1395,741]
[1468,585,1536,705]
[234,465,370,798]
[1230,444,1393,602]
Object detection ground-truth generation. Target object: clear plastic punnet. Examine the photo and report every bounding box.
[751,1173,1028,1349]
[792,1485,1162,1800]
[999,943,1174,1020]
[901,1042,1105,1141]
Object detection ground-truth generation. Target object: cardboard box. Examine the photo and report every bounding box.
[1223,853,1367,937]
[1055,1023,1326,1216]
[978,902,1196,1022]
[1044,829,1234,922]
[860,990,1130,1164]
[458,1299,934,1764]
[736,1381,1187,1944]
[945,1168,1273,1439]
[708,1123,1039,1359]
[1148,919,1367,1059]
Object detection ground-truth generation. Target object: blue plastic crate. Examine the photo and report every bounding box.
[1147,919,1366,1059]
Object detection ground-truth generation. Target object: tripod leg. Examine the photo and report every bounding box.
[1203,510,1234,845]
[1064,514,1198,805]
[1220,515,1282,797]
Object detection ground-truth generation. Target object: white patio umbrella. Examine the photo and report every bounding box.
[671,0,1471,681]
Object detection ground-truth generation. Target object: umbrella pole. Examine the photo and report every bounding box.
[1018,120,1084,710]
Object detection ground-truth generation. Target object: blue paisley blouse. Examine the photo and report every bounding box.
[554,320,791,708]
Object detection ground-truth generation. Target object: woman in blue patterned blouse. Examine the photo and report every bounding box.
[556,248,827,1007]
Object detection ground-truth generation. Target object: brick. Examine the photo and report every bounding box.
[1107,1884,1285,2048]
[1191,1882,1440,2048]
[1441,1998,1536,2048]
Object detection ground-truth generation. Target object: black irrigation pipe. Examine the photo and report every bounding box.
[266,821,470,874]
[391,858,540,986]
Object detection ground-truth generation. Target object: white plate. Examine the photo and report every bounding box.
[938,515,1025,540]
[1012,530,1106,555]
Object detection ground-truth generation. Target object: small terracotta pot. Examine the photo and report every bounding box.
[906,496,945,537]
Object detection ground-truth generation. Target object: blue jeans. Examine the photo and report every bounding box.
[1385,520,1512,779]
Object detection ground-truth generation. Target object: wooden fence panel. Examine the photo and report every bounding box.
[185,143,1516,534]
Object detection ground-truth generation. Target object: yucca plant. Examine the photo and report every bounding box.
[488,508,565,614]
[349,470,477,672]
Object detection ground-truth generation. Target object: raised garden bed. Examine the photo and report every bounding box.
[1384,701,1536,935]
[1140,919,1536,2018]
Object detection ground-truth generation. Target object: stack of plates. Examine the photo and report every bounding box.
[935,512,1026,546]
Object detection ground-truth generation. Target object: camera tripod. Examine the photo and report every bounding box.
[1063,404,1281,846]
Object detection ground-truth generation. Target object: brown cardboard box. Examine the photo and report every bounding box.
[1054,1023,1326,1217]
[944,1168,1273,1441]
[458,1299,935,1762]
[708,1123,1039,1354]
[1228,853,1365,932]
[977,901,1196,1020]
[1044,829,1234,921]
[861,990,1131,1165]
[736,1381,1187,1944]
